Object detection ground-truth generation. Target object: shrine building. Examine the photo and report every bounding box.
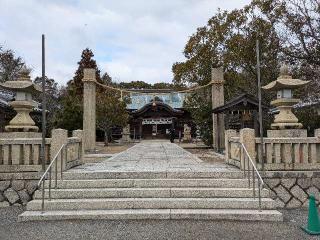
[126,89,194,139]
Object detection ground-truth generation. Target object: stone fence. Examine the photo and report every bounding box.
[0,138,51,172]
[225,128,320,171]
[225,128,320,208]
[0,129,83,173]
[0,129,83,206]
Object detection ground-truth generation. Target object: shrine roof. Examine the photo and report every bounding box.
[212,93,269,114]
[127,91,186,110]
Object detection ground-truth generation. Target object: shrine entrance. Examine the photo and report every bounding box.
[141,118,173,139]
[129,102,187,140]
[82,67,226,151]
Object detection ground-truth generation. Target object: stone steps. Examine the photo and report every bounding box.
[34,187,269,199]
[18,209,283,222]
[62,171,244,179]
[26,198,275,211]
[44,178,254,189]
[20,169,282,222]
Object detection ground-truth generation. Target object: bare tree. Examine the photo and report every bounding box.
[0,46,25,82]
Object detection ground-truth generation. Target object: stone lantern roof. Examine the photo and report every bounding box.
[0,67,42,94]
[262,65,309,91]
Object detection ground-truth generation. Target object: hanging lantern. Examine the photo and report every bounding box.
[242,109,251,121]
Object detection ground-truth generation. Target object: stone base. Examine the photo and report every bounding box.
[5,125,39,132]
[0,132,42,138]
[267,129,307,138]
[271,122,303,130]
[120,134,131,143]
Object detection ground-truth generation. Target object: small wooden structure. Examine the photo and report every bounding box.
[212,93,268,136]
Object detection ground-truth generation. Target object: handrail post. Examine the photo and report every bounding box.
[247,155,250,187]
[60,149,63,179]
[252,165,256,199]
[37,143,66,213]
[55,159,58,189]
[242,147,246,176]
[258,181,262,211]
[41,178,45,212]
[241,143,264,212]
[49,167,52,200]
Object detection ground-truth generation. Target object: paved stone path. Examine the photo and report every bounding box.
[71,141,238,172]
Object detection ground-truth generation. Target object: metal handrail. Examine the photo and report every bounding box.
[38,143,67,212]
[240,143,264,211]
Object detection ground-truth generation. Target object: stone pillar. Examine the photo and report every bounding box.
[314,129,320,138]
[50,129,68,172]
[211,67,225,151]
[239,128,256,170]
[224,129,237,164]
[72,129,84,165]
[121,124,131,143]
[82,68,96,152]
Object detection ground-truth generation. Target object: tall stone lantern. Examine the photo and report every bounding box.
[262,64,309,137]
[0,67,42,138]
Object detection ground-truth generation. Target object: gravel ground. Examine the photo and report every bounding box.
[186,148,225,163]
[95,142,135,154]
[0,206,319,240]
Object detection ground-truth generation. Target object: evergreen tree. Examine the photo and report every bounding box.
[33,76,60,133]
[68,48,102,95]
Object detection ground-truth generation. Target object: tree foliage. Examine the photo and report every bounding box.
[56,48,129,140]
[67,48,102,95]
[0,46,25,82]
[174,0,320,143]
[184,89,213,145]
[96,89,128,145]
[33,76,60,133]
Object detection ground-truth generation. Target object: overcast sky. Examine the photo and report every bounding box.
[0,0,250,85]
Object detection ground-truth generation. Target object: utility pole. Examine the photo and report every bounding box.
[256,39,264,171]
[41,34,46,171]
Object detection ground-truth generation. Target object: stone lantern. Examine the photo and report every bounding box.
[262,64,309,137]
[0,67,42,137]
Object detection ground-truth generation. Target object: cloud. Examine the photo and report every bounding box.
[0,0,250,85]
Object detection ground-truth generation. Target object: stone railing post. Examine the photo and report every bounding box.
[82,68,96,152]
[239,128,256,170]
[315,129,320,138]
[50,129,68,172]
[224,129,237,164]
[72,129,84,164]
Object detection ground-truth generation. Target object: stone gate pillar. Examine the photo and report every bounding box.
[82,68,96,152]
[211,67,225,151]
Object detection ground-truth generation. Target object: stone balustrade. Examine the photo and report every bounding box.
[225,128,320,208]
[0,129,84,173]
[225,128,320,171]
[0,138,51,172]
[65,136,82,169]
[255,137,320,170]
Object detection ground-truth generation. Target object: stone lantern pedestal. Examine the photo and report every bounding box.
[120,124,131,143]
[182,124,192,142]
[0,68,42,138]
[262,64,309,138]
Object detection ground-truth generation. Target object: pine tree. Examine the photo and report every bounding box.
[68,48,102,95]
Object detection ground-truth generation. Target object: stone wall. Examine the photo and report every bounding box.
[264,171,320,209]
[0,129,84,207]
[0,172,41,207]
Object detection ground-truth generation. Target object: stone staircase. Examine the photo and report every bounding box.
[18,170,283,221]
